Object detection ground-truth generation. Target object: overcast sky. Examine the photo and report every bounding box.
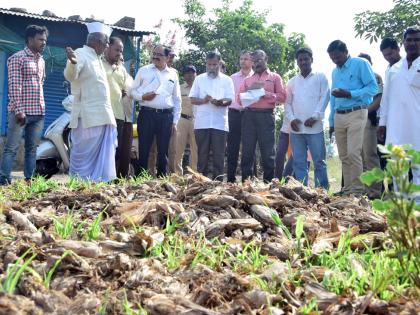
[2,0,399,77]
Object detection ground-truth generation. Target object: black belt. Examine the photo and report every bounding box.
[336,105,367,114]
[140,106,173,113]
[181,113,193,120]
[229,108,243,113]
[244,107,273,113]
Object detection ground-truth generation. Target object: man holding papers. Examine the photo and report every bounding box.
[131,45,181,177]
[239,50,287,182]
[189,51,234,181]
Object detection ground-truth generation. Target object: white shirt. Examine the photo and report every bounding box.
[280,112,291,133]
[189,72,235,131]
[64,45,116,129]
[131,64,181,124]
[284,71,330,134]
[379,56,420,150]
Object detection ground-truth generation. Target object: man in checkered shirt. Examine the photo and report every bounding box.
[0,25,48,185]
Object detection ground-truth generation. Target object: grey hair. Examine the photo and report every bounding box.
[87,32,108,45]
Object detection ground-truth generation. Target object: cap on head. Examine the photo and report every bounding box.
[86,22,113,37]
[183,65,197,73]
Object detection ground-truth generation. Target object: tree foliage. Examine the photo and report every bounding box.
[354,0,420,43]
[173,0,306,78]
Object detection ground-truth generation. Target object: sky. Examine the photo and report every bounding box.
[2,0,398,78]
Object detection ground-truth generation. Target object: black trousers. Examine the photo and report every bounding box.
[195,128,227,181]
[116,119,133,178]
[227,108,243,182]
[241,109,275,182]
[137,109,173,177]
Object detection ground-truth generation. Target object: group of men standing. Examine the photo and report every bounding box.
[0,21,419,199]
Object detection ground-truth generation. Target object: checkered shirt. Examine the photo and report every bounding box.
[7,47,45,115]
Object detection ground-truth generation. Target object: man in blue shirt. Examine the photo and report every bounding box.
[327,40,378,196]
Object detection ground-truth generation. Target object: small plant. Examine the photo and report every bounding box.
[83,207,108,241]
[294,215,305,254]
[53,209,75,239]
[271,211,292,239]
[43,250,70,289]
[0,248,37,294]
[163,215,187,235]
[299,297,319,315]
[361,144,420,288]
[98,289,111,315]
[121,289,148,315]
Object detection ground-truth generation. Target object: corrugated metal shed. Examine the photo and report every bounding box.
[0,8,152,135]
[0,8,153,36]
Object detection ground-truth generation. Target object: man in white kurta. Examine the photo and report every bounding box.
[379,27,420,188]
[64,23,117,182]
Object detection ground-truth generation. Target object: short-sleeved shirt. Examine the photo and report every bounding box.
[180,83,193,117]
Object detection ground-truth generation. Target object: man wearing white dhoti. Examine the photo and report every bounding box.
[378,26,420,187]
[64,22,117,182]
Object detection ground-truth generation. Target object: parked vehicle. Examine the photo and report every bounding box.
[36,82,140,179]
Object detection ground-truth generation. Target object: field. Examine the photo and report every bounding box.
[0,170,418,314]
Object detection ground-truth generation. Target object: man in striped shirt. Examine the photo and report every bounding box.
[0,25,48,185]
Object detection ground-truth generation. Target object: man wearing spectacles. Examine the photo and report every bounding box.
[131,45,181,177]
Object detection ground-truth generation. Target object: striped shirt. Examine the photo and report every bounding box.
[7,47,45,115]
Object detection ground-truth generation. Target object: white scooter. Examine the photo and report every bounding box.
[35,85,72,178]
[35,82,140,178]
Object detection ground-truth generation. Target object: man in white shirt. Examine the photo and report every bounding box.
[378,26,420,189]
[227,50,253,183]
[285,47,330,189]
[190,51,235,181]
[131,45,181,177]
[64,22,117,182]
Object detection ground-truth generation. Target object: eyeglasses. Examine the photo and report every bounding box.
[153,52,165,57]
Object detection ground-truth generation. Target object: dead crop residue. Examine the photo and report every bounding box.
[0,173,418,314]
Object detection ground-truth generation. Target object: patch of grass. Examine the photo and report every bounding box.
[83,207,107,241]
[191,236,227,269]
[0,176,59,201]
[228,242,269,273]
[311,230,411,300]
[53,208,75,239]
[0,248,37,294]
[128,170,153,185]
[66,177,108,191]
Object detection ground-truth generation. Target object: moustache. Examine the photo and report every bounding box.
[152,57,160,61]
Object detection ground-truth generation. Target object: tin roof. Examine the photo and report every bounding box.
[0,8,153,36]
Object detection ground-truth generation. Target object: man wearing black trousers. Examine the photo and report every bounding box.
[131,45,181,177]
[227,51,253,183]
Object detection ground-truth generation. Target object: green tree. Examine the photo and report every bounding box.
[173,0,306,79]
[354,0,420,43]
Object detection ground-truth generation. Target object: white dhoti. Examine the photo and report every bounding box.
[70,121,117,182]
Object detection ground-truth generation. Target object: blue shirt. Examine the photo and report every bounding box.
[329,57,378,127]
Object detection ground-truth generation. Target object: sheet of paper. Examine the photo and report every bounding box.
[142,77,160,94]
[240,88,265,107]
